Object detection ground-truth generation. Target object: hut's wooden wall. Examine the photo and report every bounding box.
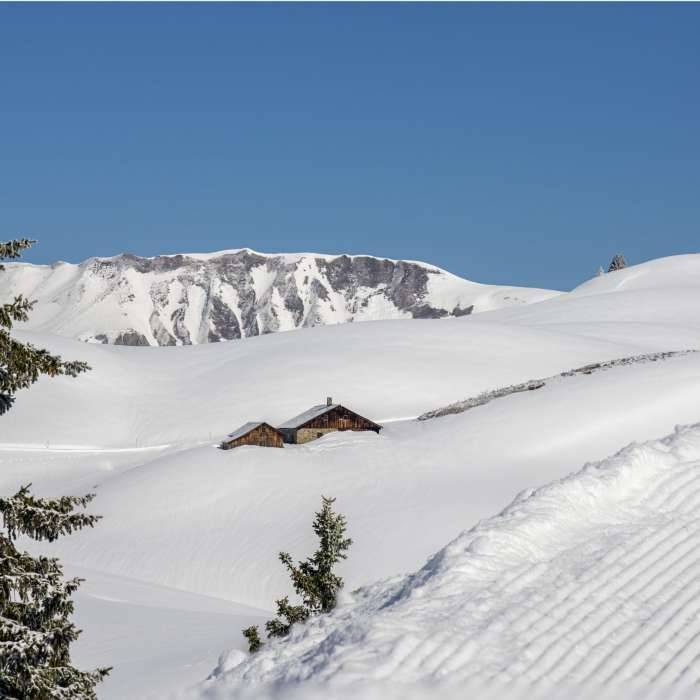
[303,406,380,432]
[297,427,341,444]
[222,424,284,450]
[291,406,380,444]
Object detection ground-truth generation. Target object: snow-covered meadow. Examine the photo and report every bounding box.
[2,254,700,698]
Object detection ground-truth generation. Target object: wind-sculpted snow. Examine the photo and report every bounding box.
[199,424,700,695]
[0,248,557,345]
[191,681,700,700]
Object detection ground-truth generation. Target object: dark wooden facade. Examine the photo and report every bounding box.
[221,422,284,450]
[279,405,382,444]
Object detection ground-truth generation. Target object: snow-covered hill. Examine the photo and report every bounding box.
[483,253,700,337]
[202,423,700,696]
[0,248,557,345]
[1,253,700,698]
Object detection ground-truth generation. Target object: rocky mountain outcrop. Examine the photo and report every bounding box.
[1,249,558,346]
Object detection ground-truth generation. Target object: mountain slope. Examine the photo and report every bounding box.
[200,423,700,695]
[482,253,700,335]
[0,249,558,345]
[1,253,700,698]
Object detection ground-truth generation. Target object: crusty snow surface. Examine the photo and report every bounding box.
[1,253,700,698]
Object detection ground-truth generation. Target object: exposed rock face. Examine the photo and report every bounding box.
[1,249,558,346]
[114,330,150,347]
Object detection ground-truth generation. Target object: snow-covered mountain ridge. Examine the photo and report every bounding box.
[0,248,558,346]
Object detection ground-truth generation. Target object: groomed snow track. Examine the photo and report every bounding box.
[202,424,700,696]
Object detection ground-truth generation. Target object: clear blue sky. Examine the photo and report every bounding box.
[1,4,698,290]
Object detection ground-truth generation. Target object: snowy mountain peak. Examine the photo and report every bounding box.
[1,249,558,346]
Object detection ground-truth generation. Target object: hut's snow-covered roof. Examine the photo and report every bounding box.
[278,404,339,430]
[224,421,267,442]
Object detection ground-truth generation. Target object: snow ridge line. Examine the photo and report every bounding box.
[418,350,698,421]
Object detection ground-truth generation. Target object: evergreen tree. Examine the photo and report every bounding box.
[0,488,110,699]
[1,239,89,415]
[0,238,109,697]
[608,254,627,272]
[265,596,309,640]
[244,496,352,652]
[597,266,605,276]
[241,626,263,654]
[279,496,352,615]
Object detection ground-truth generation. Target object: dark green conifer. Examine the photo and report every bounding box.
[242,626,263,654]
[0,488,111,698]
[265,596,309,640]
[245,496,352,651]
[0,238,109,698]
[0,239,89,415]
[278,496,353,616]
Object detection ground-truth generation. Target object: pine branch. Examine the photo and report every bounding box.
[0,487,99,543]
[0,239,36,271]
[0,239,90,416]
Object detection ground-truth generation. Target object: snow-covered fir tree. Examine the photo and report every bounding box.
[245,496,352,651]
[0,239,89,416]
[608,254,627,272]
[0,488,110,699]
[0,238,110,698]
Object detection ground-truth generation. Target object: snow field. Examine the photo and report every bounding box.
[2,253,700,697]
[19,351,700,611]
[192,682,700,700]
[200,423,700,694]
[69,568,268,700]
[2,346,699,698]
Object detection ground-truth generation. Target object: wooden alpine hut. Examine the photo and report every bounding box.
[278,397,382,445]
[220,422,284,450]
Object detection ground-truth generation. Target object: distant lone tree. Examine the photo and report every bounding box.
[244,496,352,653]
[608,254,627,272]
[0,238,110,698]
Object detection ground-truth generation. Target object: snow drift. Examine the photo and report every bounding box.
[198,423,700,695]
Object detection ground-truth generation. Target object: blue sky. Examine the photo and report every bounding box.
[1,4,698,290]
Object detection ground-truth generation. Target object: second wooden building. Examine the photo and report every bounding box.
[220,422,284,450]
